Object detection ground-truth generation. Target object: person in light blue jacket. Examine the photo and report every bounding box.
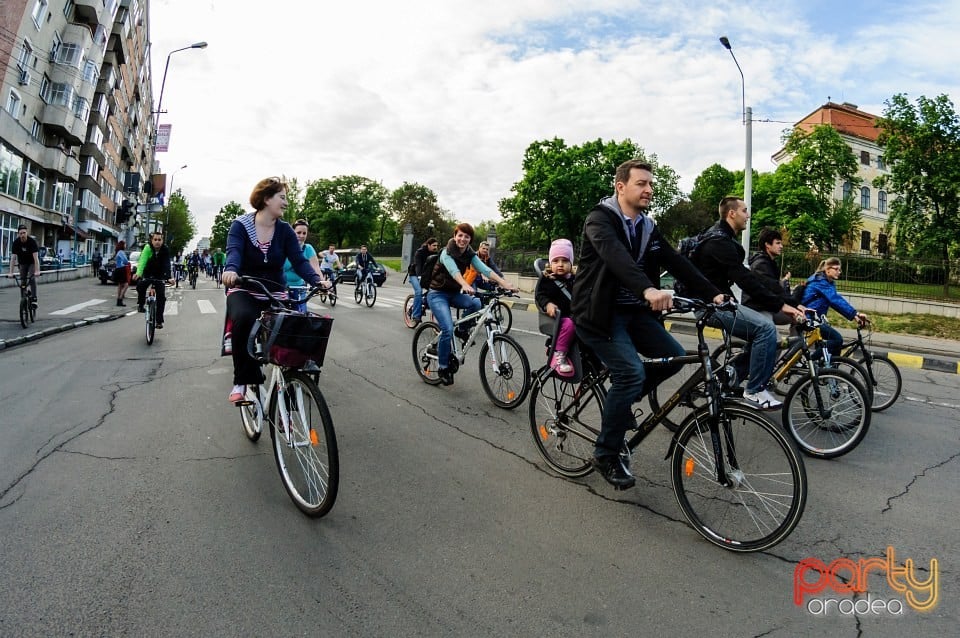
[800,256,869,356]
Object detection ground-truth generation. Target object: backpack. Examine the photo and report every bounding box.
[672,227,726,297]
[420,252,440,290]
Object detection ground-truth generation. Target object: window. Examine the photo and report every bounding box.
[860,230,871,252]
[86,125,103,148]
[6,90,21,118]
[24,162,46,206]
[72,95,90,120]
[842,181,853,202]
[50,83,73,107]
[82,156,98,178]
[82,60,99,84]
[18,41,33,69]
[57,43,82,67]
[860,186,870,210]
[53,180,75,216]
[31,119,42,140]
[0,144,23,198]
[860,151,870,165]
[878,190,887,215]
[49,32,61,63]
[39,74,50,102]
[876,156,886,170]
[63,0,74,17]
[31,0,48,29]
[878,234,889,254]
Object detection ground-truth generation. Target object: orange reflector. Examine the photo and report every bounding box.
[309,429,319,446]
[507,391,516,400]
[684,457,695,477]
[538,424,549,441]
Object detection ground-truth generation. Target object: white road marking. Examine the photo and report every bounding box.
[49,299,109,315]
[197,299,217,314]
[166,301,179,315]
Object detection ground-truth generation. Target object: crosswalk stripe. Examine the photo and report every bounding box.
[166,301,179,315]
[197,299,217,314]
[50,299,109,315]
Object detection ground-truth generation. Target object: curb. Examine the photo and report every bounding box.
[0,311,129,352]
[502,299,960,375]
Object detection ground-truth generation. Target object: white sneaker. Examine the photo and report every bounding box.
[743,389,782,410]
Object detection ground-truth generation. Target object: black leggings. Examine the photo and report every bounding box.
[226,292,272,385]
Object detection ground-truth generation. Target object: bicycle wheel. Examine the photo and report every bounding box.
[329,288,337,307]
[240,385,264,442]
[490,300,513,334]
[671,405,807,552]
[528,368,603,477]
[479,333,531,409]
[403,294,417,328]
[858,354,902,412]
[354,284,362,304]
[830,355,873,405]
[28,299,35,323]
[646,351,706,433]
[20,296,29,328]
[412,321,443,384]
[145,300,156,345]
[365,281,376,307]
[270,371,339,517]
[782,369,871,459]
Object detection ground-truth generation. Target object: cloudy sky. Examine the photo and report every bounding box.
[147,0,960,247]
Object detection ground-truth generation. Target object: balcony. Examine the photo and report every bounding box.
[80,140,106,165]
[107,33,128,65]
[38,103,85,146]
[72,0,100,28]
[78,172,102,196]
[62,24,94,52]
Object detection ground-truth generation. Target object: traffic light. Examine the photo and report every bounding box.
[117,200,134,224]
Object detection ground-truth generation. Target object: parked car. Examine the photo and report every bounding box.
[337,249,387,286]
[98,260,115,284]
[128,251,141,276]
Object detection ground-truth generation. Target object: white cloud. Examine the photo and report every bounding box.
[147,0,960,246]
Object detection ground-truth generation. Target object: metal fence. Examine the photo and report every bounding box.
[494,247,960,302]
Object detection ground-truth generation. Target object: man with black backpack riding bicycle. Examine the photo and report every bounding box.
[690,197,804,410]
[572,159,724,490]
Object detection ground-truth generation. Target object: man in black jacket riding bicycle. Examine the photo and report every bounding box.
[133,232,175,328]
[572,159,723,490]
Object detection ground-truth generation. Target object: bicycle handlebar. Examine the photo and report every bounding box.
[233,276,327,307]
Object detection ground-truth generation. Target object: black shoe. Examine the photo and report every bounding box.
[438,368,454,386]
[117,300,125,307]
[302,360,320,372]
[591,455,636,490]
[137,305,145,313]
[156,321,164,329]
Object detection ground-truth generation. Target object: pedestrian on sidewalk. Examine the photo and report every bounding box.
[114,240,131,306]
[91,249,102,277]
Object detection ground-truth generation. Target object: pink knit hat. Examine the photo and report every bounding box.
[548,239,574,263]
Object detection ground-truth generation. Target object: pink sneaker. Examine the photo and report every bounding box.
[550,352,575,377]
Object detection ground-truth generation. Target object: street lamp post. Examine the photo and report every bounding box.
[74,198,82,266]
[149,41,207,237]
[719,36,752,259]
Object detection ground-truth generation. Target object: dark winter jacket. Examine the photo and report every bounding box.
[224,214,319,291]
[571,197,720,335]
[693,220,784,312]
[801,272,858,320]
[742,251,789,311]
[139,244,172,280]
[535,271,574,317]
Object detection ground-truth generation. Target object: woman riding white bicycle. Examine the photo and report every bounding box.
[425,222,517,386]
[221,177,326,404]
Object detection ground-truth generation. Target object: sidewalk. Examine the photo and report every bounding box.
[0,274,131,351]
[500,298,960,375]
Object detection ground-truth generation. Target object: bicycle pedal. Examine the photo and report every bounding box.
[234,400,255,407]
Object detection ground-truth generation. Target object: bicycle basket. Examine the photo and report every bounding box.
[249,310,334,368]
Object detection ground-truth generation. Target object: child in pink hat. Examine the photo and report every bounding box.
[535,239,577,377]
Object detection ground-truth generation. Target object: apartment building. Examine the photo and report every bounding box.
[0,0,154,266]
[773,101,894,255]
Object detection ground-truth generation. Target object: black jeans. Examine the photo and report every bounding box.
[18,264,37,299]
[226,291,272,386]
[136,279,167,321]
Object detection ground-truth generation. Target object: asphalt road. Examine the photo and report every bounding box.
[0,276,957,636]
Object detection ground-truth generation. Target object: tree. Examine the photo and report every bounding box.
[301,175,388,247]
[283,177,304,224]
[162,190,197,256]
[875,93,960,274]
[210,201,244,251]
[689,163,737,207]
[498,138,682,250]
[782,124,861,206]
[655,199,716,247]
[750,125,863,252]
[387,182,449,243]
